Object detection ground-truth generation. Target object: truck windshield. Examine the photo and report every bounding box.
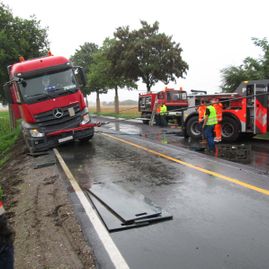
[19,69,78,103]
[167,91,187,101]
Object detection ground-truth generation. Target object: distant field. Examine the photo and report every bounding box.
[88,105,140,119]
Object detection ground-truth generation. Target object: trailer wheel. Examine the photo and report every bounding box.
[186,116,201,139]
[222,116,240,142]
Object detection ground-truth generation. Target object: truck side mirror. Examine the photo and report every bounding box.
[74,67,86,89]
[3,83,13,104]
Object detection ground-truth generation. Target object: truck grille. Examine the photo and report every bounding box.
[34,103,82,132]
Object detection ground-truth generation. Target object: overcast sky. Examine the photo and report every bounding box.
[3,0,269,102]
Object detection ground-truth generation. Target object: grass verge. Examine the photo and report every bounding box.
[0,111,21,167]
[254,134,269,140]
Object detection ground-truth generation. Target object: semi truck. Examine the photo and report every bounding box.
[184,80,269,142]
[138,87,188,125]
[3,53,97,153]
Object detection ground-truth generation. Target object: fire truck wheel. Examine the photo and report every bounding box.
[222,116,240,142]
[186,116,201,139]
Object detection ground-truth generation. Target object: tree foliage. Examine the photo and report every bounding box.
[221,37,269,92]
[88,38,136,113]
[70,42,98,96]
[107,20,188,91]
[0,2,49,101]
[70,42,98,74]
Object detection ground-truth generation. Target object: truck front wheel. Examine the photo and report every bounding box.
[79,132,94,143]
[221,116,240,142]
[186,116,202,139]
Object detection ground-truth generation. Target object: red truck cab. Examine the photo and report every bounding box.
[4,54,95,153]
[138,87,188,125]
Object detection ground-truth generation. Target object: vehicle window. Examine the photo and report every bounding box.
[18,69,78,103]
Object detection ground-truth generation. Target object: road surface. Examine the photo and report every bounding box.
[59,118,269,269]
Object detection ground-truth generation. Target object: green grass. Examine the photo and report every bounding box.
[94,111,140,119]
[254,132,269,140]
[89,105,140,119]
[0,111,20,166]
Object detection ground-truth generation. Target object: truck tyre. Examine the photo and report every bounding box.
[221,116,240,142]
[79,133,94,143]
[141,113,149,125]
[186,116,201,139]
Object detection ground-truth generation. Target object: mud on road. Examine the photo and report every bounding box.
[0,138,96,269]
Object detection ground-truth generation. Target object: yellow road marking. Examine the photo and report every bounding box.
[103,133,269,196]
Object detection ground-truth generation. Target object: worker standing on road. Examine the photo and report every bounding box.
[160,103,168,127]
[0,199,14,269]
[155,104,161,126]
[202,100,217,153]
[213,98,223,142]
[198,99,207,127]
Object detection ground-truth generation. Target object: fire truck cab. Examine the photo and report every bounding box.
[138,87,188,125]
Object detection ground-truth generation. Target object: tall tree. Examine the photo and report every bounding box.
[70,42,98,103]
[0,2,49,101]
[221,37,269,92]
[88,38,136,113]
[108,21,188,92]
[70,42,98,74]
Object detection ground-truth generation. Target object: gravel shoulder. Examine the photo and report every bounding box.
[0,138,96,269]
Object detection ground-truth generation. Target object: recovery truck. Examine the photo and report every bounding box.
[138,87,188,125]
[184,80,269,142]
[3,53,97,153]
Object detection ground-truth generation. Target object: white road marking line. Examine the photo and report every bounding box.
[54,148,130,269]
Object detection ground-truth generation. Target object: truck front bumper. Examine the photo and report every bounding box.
[26,123,96,152]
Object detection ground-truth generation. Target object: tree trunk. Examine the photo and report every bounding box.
[114,86,119,114]
[146,83,151,92]
[85,94,89,109]
[96,90,101,113]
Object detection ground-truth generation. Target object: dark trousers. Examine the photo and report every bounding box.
[155,114,161,126]
[204,125,215,151]
[0,243,14,269]
[160,115,167,127]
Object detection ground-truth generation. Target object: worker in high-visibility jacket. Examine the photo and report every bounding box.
[160,103,168,127]
[202,100,218,152]
[0,200,14,269]
[197,99,207,137]
[213,98,223,142]
[198,99,207,124]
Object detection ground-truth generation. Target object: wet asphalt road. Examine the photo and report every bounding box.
[59,118,269,269]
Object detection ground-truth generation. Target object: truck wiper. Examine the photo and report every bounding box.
[53,87,77,95]
[27,92,53,101]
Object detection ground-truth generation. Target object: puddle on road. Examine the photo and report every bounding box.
[106,122,142,135]
[101,121,269,171]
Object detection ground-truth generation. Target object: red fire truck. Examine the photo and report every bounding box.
[184,80,269,142]
[138,87,188,125]
[3,53,97,153]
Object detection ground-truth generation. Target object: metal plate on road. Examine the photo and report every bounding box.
[87,193,172,232]
[88,183,162,223]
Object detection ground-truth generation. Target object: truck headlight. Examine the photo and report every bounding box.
[81,113,90,125]
[29,129,45,138]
